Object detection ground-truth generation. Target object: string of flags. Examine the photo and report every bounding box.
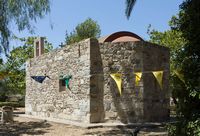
[110,70,164,95]
[110,73,122,95]
[30,70,165,95]
[31,74,72,90]
[152,71,163,89]
[59,75,72,90]
[174,70,185,84]
[134,72,142,86]
[31,76,50,83]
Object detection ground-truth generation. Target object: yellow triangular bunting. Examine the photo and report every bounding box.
[152,71,163,89]
[174,70,185,84]
[0,75,4,80]
[110,73,122,95]
[0,72,8,80]
[134,72,142,86]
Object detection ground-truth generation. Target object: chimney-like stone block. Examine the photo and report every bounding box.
[34,37,44,57]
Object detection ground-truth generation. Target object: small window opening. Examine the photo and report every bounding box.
[59,79,66,92]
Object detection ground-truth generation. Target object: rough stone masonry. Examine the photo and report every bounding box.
[25,36,170,124]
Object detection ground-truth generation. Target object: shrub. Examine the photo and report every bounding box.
[0,101,24,108]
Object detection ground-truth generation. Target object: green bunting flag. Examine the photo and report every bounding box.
[60,75,72,90]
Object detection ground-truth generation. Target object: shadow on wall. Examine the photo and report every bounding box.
[109,66,139,124]
[143,71,170,122]
[90,39,105,123]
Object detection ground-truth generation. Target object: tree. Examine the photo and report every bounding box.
[149,0,200,135]
[0,37,53,96]
[148,24,186,104]
[0,0,50,54]
[64,18,101,45]
[172,1,200,135]
[125,0,137,19]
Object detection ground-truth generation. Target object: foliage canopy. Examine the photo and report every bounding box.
[65,18,101,45]
[149,0,200,135]
[0,37,53,99]
[0,0,50,54]
[125,0,137,19]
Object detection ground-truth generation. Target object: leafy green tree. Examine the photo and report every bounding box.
[172,1,200,135]
[0,0,50,54]
[65,18,101,45]
[0,37,53,96]
[148,24,186,104]
[149,0,200,135]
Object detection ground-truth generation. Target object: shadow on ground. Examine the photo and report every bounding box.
[84,126,138,136]
[84,126,167,136]
[85,127,133,136]
[0,120,51,136]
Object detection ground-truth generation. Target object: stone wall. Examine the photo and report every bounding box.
[26,39,104,123]
[26,38,169,124]
[89,39,105,122]
[99,41,170,123]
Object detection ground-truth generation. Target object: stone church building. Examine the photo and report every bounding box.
[25,31,170,124]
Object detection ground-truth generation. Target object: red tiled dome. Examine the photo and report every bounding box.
[98,31,144,43]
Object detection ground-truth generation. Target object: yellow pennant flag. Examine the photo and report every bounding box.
[134,72,142,86]
[0,75,4,80]
[110,73,122,95]
[174,70,185,84]
[152,71,163,89]
[0,72,7,80]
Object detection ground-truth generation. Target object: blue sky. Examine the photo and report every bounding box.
[12,0,184,48]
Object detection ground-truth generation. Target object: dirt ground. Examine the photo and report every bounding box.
[0,108,168,136]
